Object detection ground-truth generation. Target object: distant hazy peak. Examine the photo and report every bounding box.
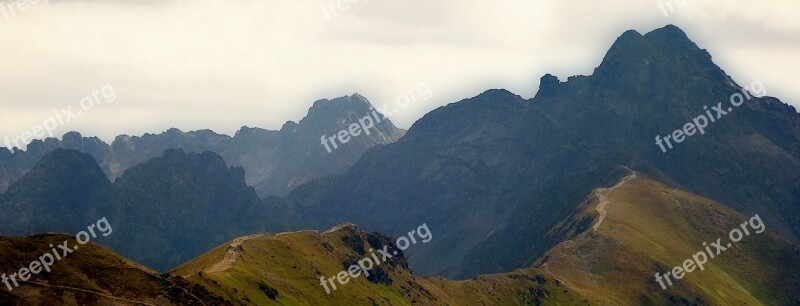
[643,24,693,44]
[296,93,404,136]
[308,94,373,116]
[21,148,103,179]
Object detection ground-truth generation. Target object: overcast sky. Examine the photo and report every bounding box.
[1,0,798,147]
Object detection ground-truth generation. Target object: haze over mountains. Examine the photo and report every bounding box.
[1,24,799,305]
[0,94,405,197]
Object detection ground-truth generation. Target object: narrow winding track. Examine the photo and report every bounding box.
[205,233,266,273]
[18,280,157,306]
[593,171,637,231]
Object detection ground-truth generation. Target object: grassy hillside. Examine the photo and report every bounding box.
[535,172,800,305]
[171,225,586,305]
[0,234,229,305]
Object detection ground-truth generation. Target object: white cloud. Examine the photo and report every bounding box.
[1,0,798,146]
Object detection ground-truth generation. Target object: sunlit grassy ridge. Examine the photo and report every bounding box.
[171,225,587,305]
[535,173,800,305]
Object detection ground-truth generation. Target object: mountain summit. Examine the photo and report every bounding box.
[265,25,800,279]
[593,25,728,95]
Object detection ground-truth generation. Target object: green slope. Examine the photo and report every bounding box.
[171,225,586,305]
[535,172,800,305]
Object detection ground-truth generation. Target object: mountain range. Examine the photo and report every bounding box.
[1,24,799,305]
[0,94,405,197]
[263,25,800,278]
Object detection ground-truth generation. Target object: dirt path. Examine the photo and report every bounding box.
[275,229,317,236]
[592,172,637,231]
[205,233,266,273]
[19,280,157,306]
[541,262,578,291]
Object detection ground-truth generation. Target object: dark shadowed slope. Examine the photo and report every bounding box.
[0,149,110,236]
[0,149,274,271]
[265,25,800,279]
